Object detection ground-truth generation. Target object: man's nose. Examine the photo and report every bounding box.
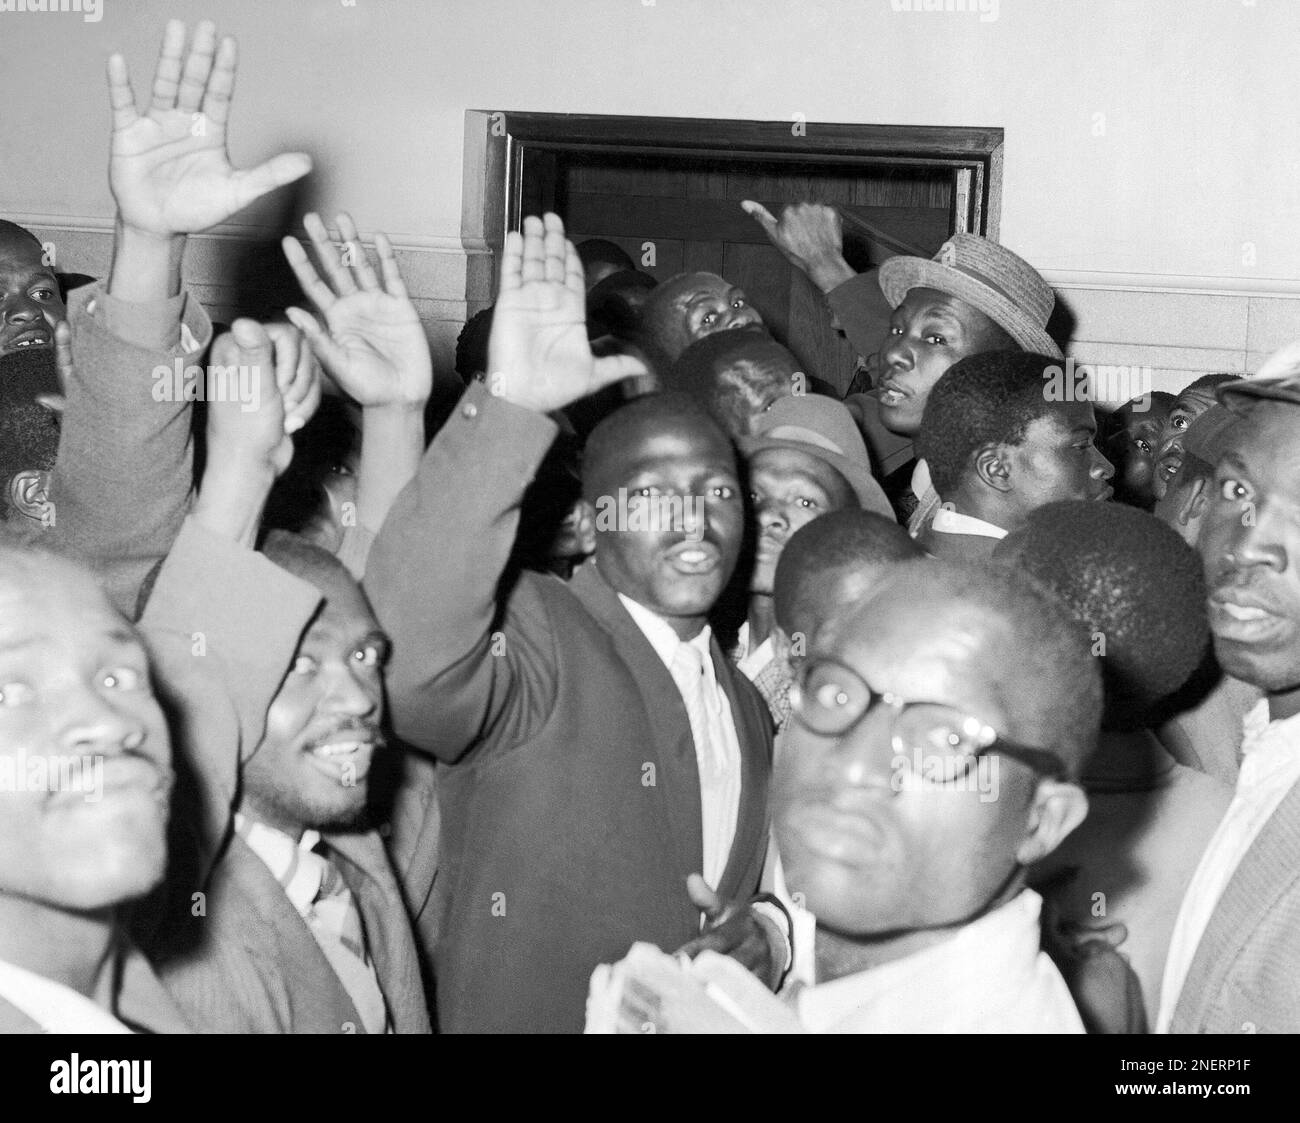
[880,334,912,372]
[756,496,788,531]
[59,687,147,756]
[826,706,901,790]
[322,665,380,719]
[1091,445,1115,480]
[5,295,43,325]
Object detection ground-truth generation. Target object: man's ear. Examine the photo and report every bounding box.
[973,442,1012,494]
[573,499,597,556]
[1178,474,1209,528]
[1016,780,1088,866]
[8,469,52,524]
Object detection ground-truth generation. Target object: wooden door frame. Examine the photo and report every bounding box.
[462,111,1004,293]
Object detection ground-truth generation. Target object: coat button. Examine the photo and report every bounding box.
[462,401,478,419]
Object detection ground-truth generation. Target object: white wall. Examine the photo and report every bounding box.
[4,0,1299,389]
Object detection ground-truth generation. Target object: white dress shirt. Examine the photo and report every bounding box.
[795,890,1083,1033]
[1156,699,1300,1032]
[619,595,743,891]
[0,958,132,1034]
[734,621,776,682]
[235,814,391,1034]
[929,507,1009,540]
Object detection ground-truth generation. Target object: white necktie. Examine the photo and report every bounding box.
[670,639,740,890]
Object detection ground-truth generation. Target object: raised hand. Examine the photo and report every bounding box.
[205,319,319,480]
[282,212,432,410]
[107,19,311,237]
[741,200,854,293]
[487,213,646,413]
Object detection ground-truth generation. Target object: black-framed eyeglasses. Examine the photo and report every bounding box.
[789,658,1070,785]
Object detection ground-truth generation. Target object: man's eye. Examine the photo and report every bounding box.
[1220,478,1252,502]
[1172,415,1190,430]
[888,325,903,336]
[101,667,144,691]
[924,334,946,346]
[814,680,852,710]
[796,496,818,509]
[711,485,735,500]
[731,298,746,309]
[701,312,717,327]
[0,682,34,708]
[32,288,56,302]
[1135,439,1152,455]
[291,655,318,676]
[353,645,384,668]
[629,486,662,499]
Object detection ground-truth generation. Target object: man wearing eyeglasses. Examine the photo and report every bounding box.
[773,559,1101,1032]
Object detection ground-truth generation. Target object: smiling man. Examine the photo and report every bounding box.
[914,351,1114,559]
[774,560,1099,1032]
[364,214,778,1033]
[136,320,429,1035]
[0,220,65,360]
[1157,348,1300,1033]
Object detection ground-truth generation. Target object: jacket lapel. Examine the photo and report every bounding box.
[328,829,433,1034]
[711,638,772,902]
[1172,777,1300,1031]
[568,563,704,889]
[222,835,366,1033]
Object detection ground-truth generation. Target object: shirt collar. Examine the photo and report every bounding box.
[930,507,1009,539]
[0,957,132,1034]
[617,593,714,672]
[797,890,1050,1033]
[1239,697,1300,781]
[234,813,325,916]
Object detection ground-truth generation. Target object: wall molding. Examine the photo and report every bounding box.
[1044,268,1300,299]
[5,212,491,257]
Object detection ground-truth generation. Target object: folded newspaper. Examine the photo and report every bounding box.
[585,942,805,1033]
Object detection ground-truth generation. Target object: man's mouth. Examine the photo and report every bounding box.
[1209,589,1292,645]
[784,800,889,864]
[666,541,721,576]
[6,329,51,350]
[304,729,381,783]
[1093,485,1114,502]
[878,379,908,407]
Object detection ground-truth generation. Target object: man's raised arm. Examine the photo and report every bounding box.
[363,214,644,760]
[42,18,311,614]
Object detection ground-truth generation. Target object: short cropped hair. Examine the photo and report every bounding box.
[581,391,731,503]
[774,509,919,636]
[994,500,1209,729]
[918,350,1063,497]
[853,558,1103,773]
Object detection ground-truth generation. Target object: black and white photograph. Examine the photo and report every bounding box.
[0,0,1293,1096]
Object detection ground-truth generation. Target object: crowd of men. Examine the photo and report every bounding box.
[1,18,1297,1035]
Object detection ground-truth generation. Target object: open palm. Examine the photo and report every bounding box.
[284,212,432,408]
[488,214,645,412]
[108,20,310,236]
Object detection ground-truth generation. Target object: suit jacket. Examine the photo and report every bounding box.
[1169,779,1300,1033]
[137,519,431,1033]
[6,283,211,617]
[364,382,775,1033]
